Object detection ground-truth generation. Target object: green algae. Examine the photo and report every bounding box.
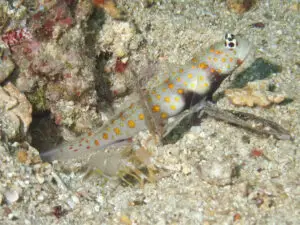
[26,86,49,113]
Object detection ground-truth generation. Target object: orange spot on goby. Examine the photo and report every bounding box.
[103,133,109,140]
[139,113,144,120]
[88,132,93,136]
[152,105,160,113]
[114,128,121,135]
[198,62,208,69]
[177,89,184,94]
[168,83,174,89]
[161,112,168,119]
[94,140,100,146]
[127,120,136,128]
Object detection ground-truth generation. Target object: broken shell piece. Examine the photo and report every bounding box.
[225,80,286,107]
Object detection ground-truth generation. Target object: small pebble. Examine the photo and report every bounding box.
[17,150,28,163]
[36,174,45,184]
[5,190,19,204]
[94,204,100,212]
[37,194,44,201]
[8,213,18,220]
[0,193,3,204]
[251,22,265,28]
[72,195,80,204]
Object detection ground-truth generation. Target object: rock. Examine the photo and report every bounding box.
[0,82,32,140]
[0,112,21,140]
[0,55,15,83]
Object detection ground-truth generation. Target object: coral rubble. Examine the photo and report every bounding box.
[225,80,286,107]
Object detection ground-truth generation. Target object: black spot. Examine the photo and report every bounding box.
[229,42,235,48]
[231,58,282,88]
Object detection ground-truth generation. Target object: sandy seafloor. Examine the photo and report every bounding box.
[1,0,300,224]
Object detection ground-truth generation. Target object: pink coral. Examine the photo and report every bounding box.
[1,28,33,49]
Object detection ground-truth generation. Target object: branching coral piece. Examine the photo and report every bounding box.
[225,80,286,107]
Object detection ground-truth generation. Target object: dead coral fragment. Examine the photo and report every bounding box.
[225,80,286,107]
